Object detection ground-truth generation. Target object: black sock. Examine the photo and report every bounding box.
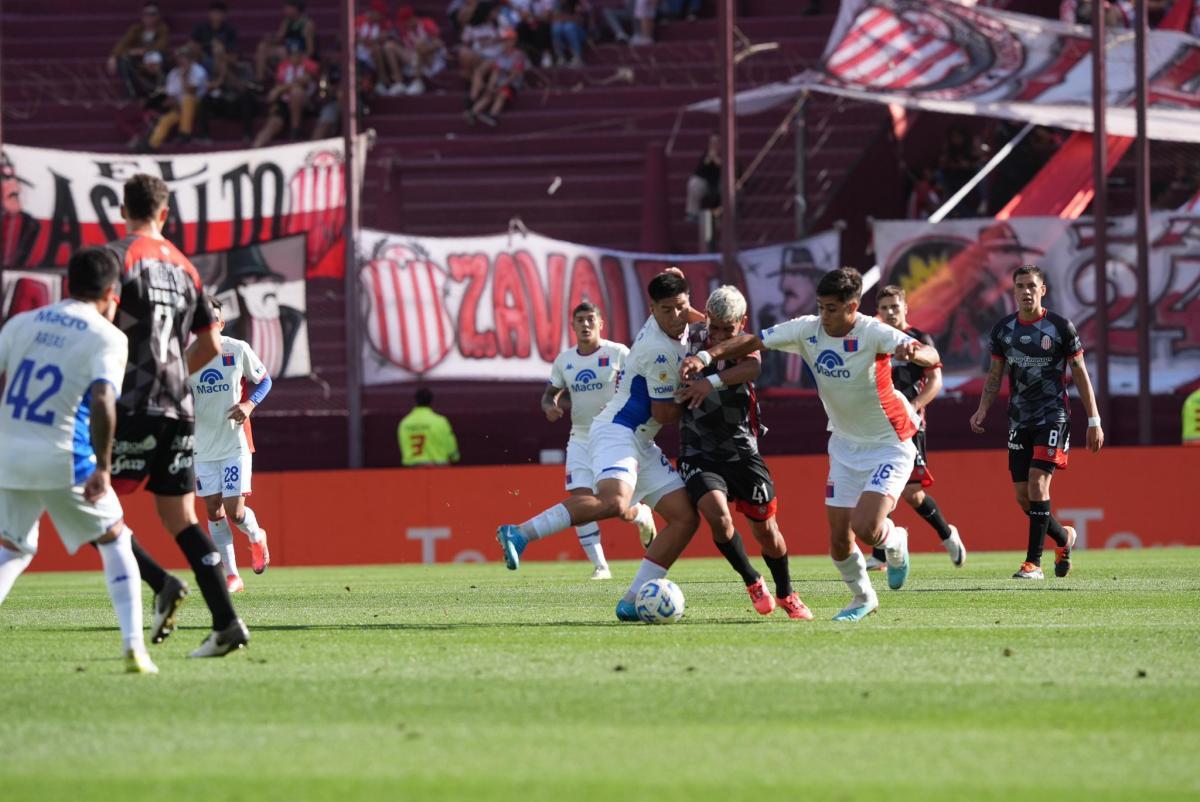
[714,532,760,586]
[915,496,953,540]
[1047,515,1069,548]
[176,524,236,630]
[1026,500,1052,566]
[872,546,886,563]
[130,537,167,594]
[762,553,792,598]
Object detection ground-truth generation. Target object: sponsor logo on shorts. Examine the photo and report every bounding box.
[654,385,674,395]
[112,456,147,473]
[114,435,157,455]
[167,452,194,475]
[171,434,195,451]
[814,350,851,378]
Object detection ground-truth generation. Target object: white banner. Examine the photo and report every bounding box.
[872,213,1200,394]
[359,228,840,386]
[689,1,1200,143]
[0,138,361,277]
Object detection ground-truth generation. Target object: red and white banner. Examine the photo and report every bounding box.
[872,213,1200,394]
[0,138,361,278]
[690,1,1200,142]
[359,228,840,385]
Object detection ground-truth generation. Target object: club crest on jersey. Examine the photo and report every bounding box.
[814,350,851,378]
[571,368,603,392]
[598,356,610,367]
[196,368,231,394]
[1041,335,1053,351]
[843,338,858,353]
[221,353,236,366]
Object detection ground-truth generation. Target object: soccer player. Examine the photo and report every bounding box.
[969,265,1104,579]
[676,285,812,620]
[497,272,700,622]
[542,301,657,580]
[682,267,940,622]
[0,247,157,673]
[867,285,966,570]
[191,296,273,593]
[107,173,249,657]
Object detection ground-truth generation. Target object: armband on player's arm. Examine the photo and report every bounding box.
[249,374,273,406]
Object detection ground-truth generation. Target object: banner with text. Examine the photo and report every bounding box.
[690,1,1200,142]
[872,213,1200,394]
[359,228,840,386]
[0,138,353,277]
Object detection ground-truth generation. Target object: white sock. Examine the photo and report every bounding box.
[97,530,145,652]
[0,546,34,605]
[622,558,667,602]
[232,506,264,543]
[519,503,572,541]
[575,523,607,569]
[632,503,654,527]
[833,547,875,603]
[210,517,238,577]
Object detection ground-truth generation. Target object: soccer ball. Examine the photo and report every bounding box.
[634,578,685,624]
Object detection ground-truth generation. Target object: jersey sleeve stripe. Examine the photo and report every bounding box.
[874,353,918,442]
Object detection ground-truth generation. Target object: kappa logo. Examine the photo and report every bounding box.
[196,368,231,395]
[655,354,669,364]
[814,350,851,378]
[807,336,819,344]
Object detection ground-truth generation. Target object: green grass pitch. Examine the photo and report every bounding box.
[2,549,1198,801]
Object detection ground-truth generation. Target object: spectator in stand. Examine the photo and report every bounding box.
[386,6,448,95]
[906,166,941,220]
[551,0,590,67]
[1060,0,1133,26]
[117,52,167,149]
[357,0,404,97]
[253,40,319,147]
[465,29,527,126]
[458,3,510,82]
[667,0,702,21]
[312,51,343,140]
[502,0,555,68]
[631,0,657,46]
[107,2,170,100]
[256,0,318,85]
[196,48,260,144]
[685,133,721,222]
[147,46,208,150]
[191,2,237,85]
[936,124,981,218]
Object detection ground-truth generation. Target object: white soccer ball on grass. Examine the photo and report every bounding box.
[634,578,685,624]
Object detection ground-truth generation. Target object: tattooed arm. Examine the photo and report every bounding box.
[970,358,1006,434]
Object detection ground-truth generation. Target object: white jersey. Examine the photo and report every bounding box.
[190,335,267,462]
[0,300,128,490]
[761,313,920,445]
[591,317,687,444]
[548,339,630,441]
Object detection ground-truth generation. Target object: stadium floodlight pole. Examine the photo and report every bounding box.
[1134,0,1152,444]
[1091,0,1111,431]
[342,0,364,469]
[717,0,738,282]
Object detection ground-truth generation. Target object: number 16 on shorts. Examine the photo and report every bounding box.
[195,454,253,499]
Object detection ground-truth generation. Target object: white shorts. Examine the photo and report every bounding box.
[0,486,124,556]
[195,454,253,499]
[564,436,594,492]
[588,423,684,509]
[825,434,916,509]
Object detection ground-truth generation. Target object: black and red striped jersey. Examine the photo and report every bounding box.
[988,309,1083,428]
[107,233,215,420]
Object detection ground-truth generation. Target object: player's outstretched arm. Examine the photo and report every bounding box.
[970,358,1005,434]
[896,339,940,368]
[1070,355,1105,453]
[84,380,118,503]
[681,333,763,379]
[677,357,761,409]
[541,384,565,422]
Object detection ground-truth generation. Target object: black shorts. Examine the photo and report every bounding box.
[112,413,196,497]
[1008,422,1070,483]
[908,428,934,487]
[677,453,777,522]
